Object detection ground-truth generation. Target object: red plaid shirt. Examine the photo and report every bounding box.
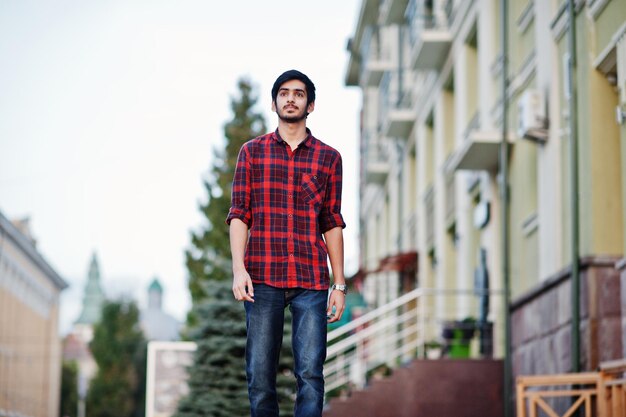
[226,129,346,290]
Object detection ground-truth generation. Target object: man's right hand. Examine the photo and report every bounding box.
[232,268,254,302]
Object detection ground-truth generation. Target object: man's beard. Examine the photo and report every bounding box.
[277,107,308,123]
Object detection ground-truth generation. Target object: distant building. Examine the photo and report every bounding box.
[74,253,106,341]
[140,278,181,341]
[145,341,196,417]
[0,211,68,417]
[141,280,184,417]
[62,253,106,406]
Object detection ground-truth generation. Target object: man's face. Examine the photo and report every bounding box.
[272,79,315,123]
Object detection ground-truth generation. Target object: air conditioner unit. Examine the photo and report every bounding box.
[517,89,548,144]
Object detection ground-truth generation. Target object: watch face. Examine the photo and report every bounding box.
[333,284,347,294]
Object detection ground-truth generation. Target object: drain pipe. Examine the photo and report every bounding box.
[499,0,512,416]
[567,0,581,374]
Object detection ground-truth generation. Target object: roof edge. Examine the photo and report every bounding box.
[0,209,68,290]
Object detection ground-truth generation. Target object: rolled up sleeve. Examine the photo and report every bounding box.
[226,144,252,227]
[319,154,346,233]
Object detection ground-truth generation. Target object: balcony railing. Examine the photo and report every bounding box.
[379,69,417,138]
[325,287,503,394]
[363,130,391,184]
[406,0,453,69]
[360,25,392,86]
[405,212,418,250]
[379,0,410,24]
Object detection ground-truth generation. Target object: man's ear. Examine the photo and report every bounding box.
[307,101,315,114]
[271,100,277,113]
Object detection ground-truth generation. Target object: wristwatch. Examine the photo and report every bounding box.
[331,284,348,295]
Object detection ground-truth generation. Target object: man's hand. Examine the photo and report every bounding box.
[326,289,345,323]
[232,268,254,302]
[230,218,253,302]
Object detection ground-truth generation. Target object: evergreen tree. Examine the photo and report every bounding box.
[185,79,266,304]
[175,280,248,417]
[60,360,78,417]
[176,281,296,417]
[86,300,147,417]
[177,79,296,416]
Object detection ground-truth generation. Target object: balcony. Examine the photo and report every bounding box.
[379,71,416,139]
[366,157,390,184]
[360,26,393,87]
[364,132,391,185]
[449,131,502,172]
[379,0,410,24]
[386,92,416,138]
[407,0,453,70]
[448,113,513,172]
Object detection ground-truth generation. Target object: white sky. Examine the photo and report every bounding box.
[0,0,362,335]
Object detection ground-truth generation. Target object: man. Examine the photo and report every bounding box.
[226,69,347,417]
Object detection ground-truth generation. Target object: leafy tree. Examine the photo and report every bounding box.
[60,360,78,417]
[86,300,147,417]
[177,79,296,416]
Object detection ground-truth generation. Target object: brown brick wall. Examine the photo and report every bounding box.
[619,259,626,358]
[511,256,623,381]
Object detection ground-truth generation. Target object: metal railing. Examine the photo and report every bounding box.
[364,130,391,167]
[324,287,502,394]
[406,0,450,45]
[359,25,392,83]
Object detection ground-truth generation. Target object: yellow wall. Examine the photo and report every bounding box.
[594,0,626,53]
[577,6,624,257]
[0,239,63,417]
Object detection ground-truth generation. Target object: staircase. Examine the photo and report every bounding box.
[322,287,504,416]
[323,358,503,417]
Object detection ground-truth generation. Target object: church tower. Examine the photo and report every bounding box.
[75,252,106,329]
[141,277,180,341]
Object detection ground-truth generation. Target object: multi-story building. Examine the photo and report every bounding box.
[140,278,181,341]
[342,0,625,411]
[0,211,68,417]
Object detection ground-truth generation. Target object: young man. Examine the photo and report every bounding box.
[226,69,347,417]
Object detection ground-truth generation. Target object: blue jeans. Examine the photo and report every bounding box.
[244,283,328,417]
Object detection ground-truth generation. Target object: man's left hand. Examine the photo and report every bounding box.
[326,290,346,323]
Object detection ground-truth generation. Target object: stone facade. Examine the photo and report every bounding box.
[511,257,623,379]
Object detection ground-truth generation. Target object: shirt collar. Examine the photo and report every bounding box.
[272,128,314,148]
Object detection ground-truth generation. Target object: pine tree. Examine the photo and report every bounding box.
[177,79,296,416]
[185,79,266,304]
[175,280,248,417]
[86,300,147,417]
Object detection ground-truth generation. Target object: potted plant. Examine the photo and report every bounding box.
[424,340,443,359]
[441,317,476,358]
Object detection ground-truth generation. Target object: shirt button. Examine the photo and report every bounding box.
[288,214,293,218]
[289,176,293,180]
[289,254,294,258]
[288,195,293,198]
